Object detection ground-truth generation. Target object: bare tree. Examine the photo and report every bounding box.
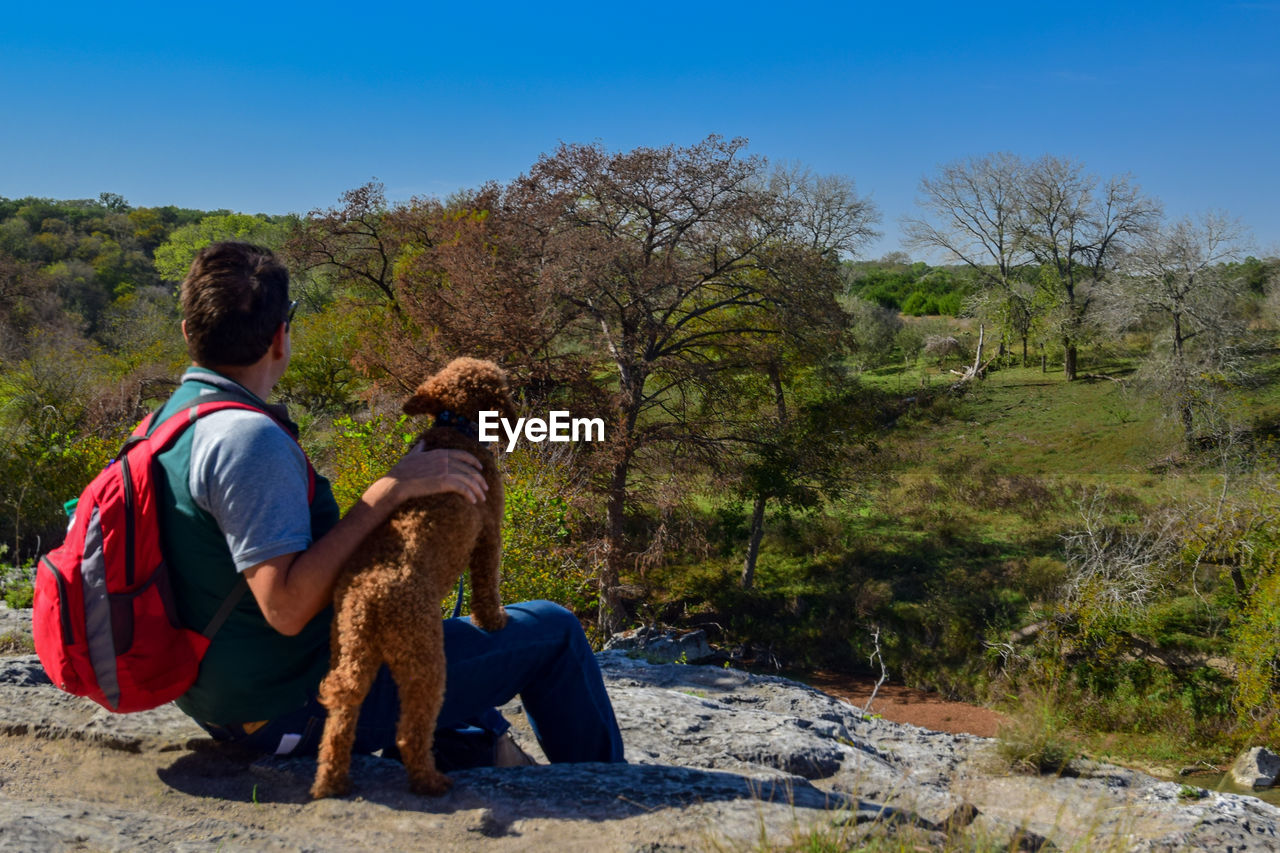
[904,152,1026,283]
[1018,157,1160,380]
[904,153,1036,359]
[770,164,880,258]
[1118,212,1250,447]
[1061,488,1181,619]
[284,182,410,310]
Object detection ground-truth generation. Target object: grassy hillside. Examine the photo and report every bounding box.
[645,341,1280,767]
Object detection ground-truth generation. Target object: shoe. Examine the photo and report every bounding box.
[492,732,537,767]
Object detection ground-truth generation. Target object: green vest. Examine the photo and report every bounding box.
[153,369,341,724]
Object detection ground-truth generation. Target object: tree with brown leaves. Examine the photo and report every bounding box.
[495,136,877,632]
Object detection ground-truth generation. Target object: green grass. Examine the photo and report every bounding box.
[892,365,1178,485]
[1080,729,1233,775]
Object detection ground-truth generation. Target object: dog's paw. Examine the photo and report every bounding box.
[409,769,453,797]
[310,772,351,800]
[474,607,508,632]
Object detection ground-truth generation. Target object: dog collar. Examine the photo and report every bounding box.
[434,410,480,441]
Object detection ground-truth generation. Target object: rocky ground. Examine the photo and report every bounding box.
[3,606,1280,851]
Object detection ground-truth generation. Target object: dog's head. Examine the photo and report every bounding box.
[403,357,517,424]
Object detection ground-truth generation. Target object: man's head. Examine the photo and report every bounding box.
[180,241,291,368]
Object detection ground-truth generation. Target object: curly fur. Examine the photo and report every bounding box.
[310,357,515,799]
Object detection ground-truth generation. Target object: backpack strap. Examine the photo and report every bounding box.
[136,393,318,503]
[136,392,316,641]
[201,575,249,639]
[147,395,266,450]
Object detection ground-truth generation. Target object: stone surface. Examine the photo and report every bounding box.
[1,621,1279,850]
[1232,746,1280,788]
[603,626,715,664]
[0,603,32,641]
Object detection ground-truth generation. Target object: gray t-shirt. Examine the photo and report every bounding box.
[186,397,313,571]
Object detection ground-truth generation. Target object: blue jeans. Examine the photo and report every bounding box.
[200,600,626,766]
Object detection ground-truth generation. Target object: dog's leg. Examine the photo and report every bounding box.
[468,520,507,633]
[386,621,451,796]
[312,633,381,800]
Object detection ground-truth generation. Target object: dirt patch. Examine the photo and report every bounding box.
[804,672,1008,738]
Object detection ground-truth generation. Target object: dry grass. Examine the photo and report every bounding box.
[0,630,34,655]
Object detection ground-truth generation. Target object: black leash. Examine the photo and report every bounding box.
[451,575,465,619]
[435,409,478,619]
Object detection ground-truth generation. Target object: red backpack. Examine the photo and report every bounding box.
[32,393,313,712]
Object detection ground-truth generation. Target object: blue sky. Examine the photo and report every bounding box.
[2,1,1276,258]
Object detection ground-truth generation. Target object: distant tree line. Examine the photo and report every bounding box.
[842,257,975,317]
[900,152,1280,450]
[0,193,294,564]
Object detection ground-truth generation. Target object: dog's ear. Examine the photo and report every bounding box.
[489,368,518,423]
[499,393,518,424]
[403,378,444,416]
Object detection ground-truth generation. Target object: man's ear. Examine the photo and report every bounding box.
[270,323,289,359]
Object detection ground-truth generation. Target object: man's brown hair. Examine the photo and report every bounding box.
[180,242,290,367]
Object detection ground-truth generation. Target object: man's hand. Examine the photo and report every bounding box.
[244,443,488,636]
[384,443,488,504]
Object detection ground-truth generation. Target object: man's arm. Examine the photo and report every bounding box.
[243,446,488,636]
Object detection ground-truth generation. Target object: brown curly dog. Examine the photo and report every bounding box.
[310,357,514,799]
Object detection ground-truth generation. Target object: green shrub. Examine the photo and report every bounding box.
[0,544,33,609]
[324,413,417,513]
[496,446,596,616]
[2,567,33,609]
[1232,557,1280,740]
[0,426,122,561]
[275,304,367,416]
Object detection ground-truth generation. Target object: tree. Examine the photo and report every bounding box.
[843,295,902,368]
[904,153,1035,356]
[284,182,408,309]
[904,152,1026,287]
[735,363,879,589]
[1017,156,1160,380]
[392,183,586,390]
[1117,212,1250,447]
[1228,255,1280,296]
[767,164,880,258]
[153,213,293,281]
[515,137,878,632]
[97,192,130,213]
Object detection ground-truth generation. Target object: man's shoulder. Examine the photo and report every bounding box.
[189,407,305,477]
[192,404,299,450]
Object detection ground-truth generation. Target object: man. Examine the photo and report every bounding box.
[155,240,624,767]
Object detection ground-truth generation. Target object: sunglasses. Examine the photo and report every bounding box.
[285,300,298,330]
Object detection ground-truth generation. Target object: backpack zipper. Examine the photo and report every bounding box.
[120,454,135,588]
[39,556,75,645]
